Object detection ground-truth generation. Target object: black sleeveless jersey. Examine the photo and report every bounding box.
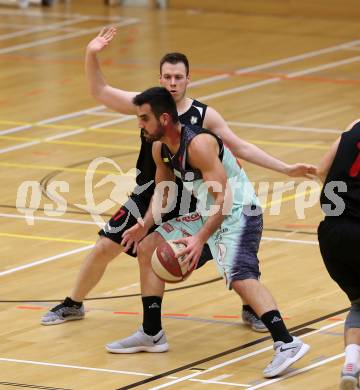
[160,124,224,181]
[320,122,360,218]
[135,100,207,203]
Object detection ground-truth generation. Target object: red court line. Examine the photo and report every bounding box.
[16,306,44,310]
[25,88,47,96]
[231,70,360,87]
[2,54,360,87]
[57,78,72,85]
[328,317,345,321]
[13,306,290,321]
[272,72,360,86]
[0,54,143,70]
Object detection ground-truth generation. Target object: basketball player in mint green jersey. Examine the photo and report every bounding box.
[108,87,310,379]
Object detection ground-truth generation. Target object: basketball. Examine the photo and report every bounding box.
[151,240,193,283]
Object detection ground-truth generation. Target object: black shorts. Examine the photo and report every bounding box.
[318,216,360,302]
[99,193,212,268]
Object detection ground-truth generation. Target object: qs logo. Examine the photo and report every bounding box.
[75,157,138,228]
[15,157,152,227]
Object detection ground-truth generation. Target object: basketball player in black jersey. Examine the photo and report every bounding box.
[41,26,316,331]
[317,119,360,390]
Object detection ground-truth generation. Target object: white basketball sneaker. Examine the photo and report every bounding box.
[340,363,360,390]
[106,326,169,353]
[263,336,310,378]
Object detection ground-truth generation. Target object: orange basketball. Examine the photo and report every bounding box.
[151,240,193,283]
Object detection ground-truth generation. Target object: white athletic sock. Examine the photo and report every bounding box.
[344,344,360,367]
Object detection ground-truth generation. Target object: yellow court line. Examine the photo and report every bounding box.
[249,139,329,150]
[1,191,320,246]
[1,134,329,151]
[263,187,320,208]
[0,135,140,151]
[50,139,139,150]
[0,161,320,208]
[0,232,94,244]
[0,119,330,151]
[0,119,138,135]
[0,161,124,174]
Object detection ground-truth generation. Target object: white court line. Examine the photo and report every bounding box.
[190,39,360,88]
[0,41,360,154]
[0,357,251,387]
[0,18,138,55]
[0,212,99,225]
[44,128,85,141]
[0,141,39,154]
[1,38,358,139]
[0,22,38,28]
[198,54,360,102]
[0,47,351,153]
[0,113,135,153]
[0,358,152,377]
[262,237,318,245]
[190,378,249,387]
[1,38,359,133]
[189,74,232,87]
[0,9,129,21]
[0,245,94,277]
[227,121,341,134]
[248,353,344,389]
[0,234,313,277]
[343,46,360,52]
[234,40,360,74]
[287,55,360,78]
[149,321,345,390]
[86,111,127,118]
[0,105,105,135]
[198,78,280,101]
[89,115,136,127]
[0,16,89,41]
[44,115,137,142]
[0,322,344,387]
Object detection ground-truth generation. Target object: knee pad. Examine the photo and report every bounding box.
[345,303,360,329]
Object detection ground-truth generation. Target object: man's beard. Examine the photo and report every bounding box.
[141,126,165,142]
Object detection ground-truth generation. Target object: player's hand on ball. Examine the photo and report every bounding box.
[174,235,206,272]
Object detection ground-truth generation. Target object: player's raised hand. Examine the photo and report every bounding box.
[87,27,117,54]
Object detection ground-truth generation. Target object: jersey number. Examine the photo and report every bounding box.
[349,141,360,177]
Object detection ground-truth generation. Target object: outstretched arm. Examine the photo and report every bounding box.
[85,27,138,114]
[203,107,317,178]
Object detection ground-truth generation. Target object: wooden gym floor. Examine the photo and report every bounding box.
[0,1,359,389]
